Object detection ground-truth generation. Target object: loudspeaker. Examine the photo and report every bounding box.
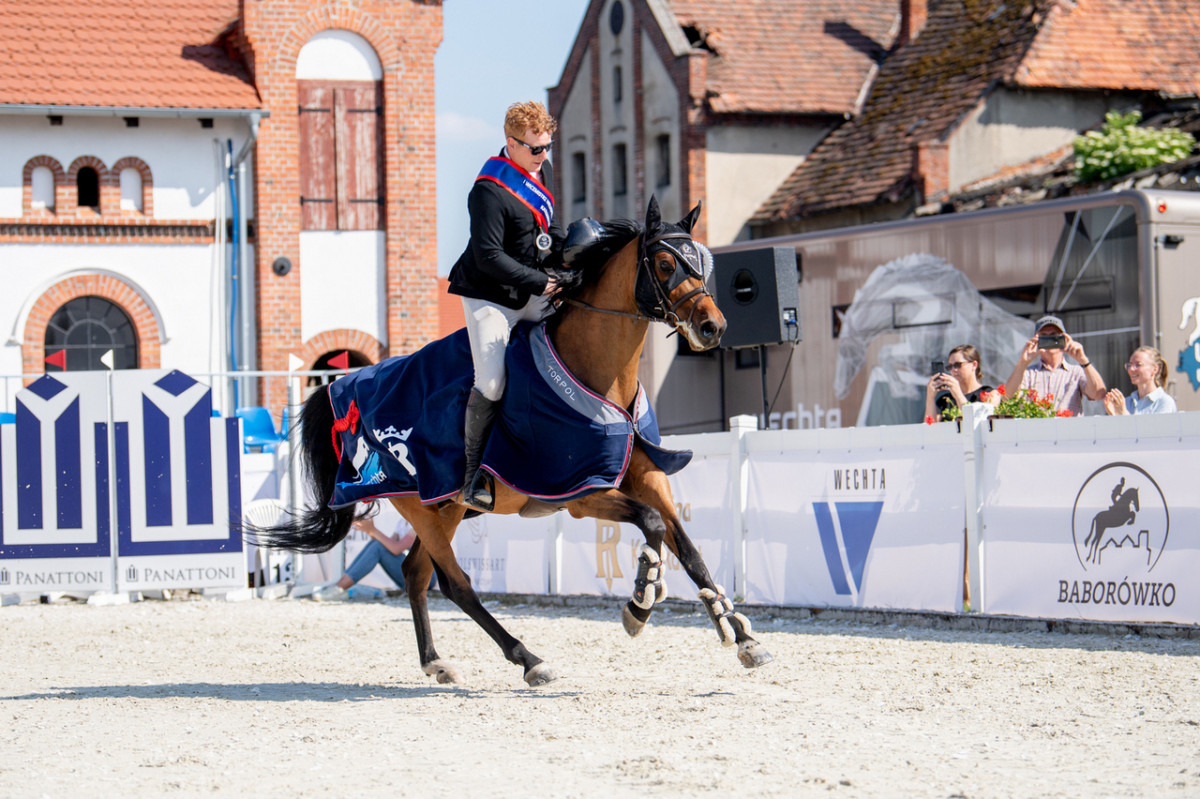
[712,246,801,349]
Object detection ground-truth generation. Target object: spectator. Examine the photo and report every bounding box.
[1003,315,1106,415]
[1104,346,1177,415]
[313,510,419,601]
[924,344,998,421]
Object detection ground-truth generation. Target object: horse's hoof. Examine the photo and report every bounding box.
[737,640,774,669]
[523,662,557,687]
[423,659,463,685]
[622,603,647,638]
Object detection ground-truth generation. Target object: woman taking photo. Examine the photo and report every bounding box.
[925,344,998,421]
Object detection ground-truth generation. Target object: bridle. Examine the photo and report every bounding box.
[564,226,713,328]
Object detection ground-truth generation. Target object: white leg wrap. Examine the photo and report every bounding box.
[632,544,666,610]
[698,586,737,647]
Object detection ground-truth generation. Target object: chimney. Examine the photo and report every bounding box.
[898,0,928,48]
[912,141,949,207]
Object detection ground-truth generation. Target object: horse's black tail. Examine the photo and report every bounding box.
[241,384,358,553]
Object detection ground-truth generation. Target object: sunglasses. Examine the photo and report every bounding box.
[511,137,552,156]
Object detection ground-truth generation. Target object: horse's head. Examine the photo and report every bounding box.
[636,196,726,350]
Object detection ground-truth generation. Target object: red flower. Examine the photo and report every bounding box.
[1056,409,1073,417]
[997,385,1007,397]
[1027,389,1039,401]
[925,415,935,425]
[1046,393,1055,402]
[979,390,992,402]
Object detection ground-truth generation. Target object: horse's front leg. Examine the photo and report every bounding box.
[564,488,671,633]
[621,452,774,669]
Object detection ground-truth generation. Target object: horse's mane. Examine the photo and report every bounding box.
[547,218,644,303]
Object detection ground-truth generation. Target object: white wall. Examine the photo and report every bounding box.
[0,114,255,219]
[559,49,593,224]
[704,123,829,246]
[949,87,1113,192]
[640,28,680,223]
[0,243,224,376]
[299,231,387,345]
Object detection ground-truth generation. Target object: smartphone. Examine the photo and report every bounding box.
[931,360,945,376]
[1037,333,1066,350]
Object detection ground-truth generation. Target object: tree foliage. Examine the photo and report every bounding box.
[1073,111,1195,183]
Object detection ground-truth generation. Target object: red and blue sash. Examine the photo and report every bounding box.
[475,156,554,231]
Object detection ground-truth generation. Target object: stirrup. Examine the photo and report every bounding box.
[462,469,495,512]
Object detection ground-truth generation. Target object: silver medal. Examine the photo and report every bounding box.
[536,232,552,252]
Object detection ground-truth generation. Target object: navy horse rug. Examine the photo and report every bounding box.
[326,321,691,509]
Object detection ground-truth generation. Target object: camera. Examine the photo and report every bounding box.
[1037,333,1066,350]
[931,360,946,376]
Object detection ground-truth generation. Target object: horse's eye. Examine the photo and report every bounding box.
[656,255,675,276]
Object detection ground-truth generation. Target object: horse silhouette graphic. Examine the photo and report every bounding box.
[1083,477,1144,565]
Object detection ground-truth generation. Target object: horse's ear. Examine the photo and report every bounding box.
[680,200,702,234]
[645,195,661,231]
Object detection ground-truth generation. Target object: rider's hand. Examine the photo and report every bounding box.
[542,276,559,296]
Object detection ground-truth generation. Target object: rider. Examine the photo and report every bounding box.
[448,101,566,511]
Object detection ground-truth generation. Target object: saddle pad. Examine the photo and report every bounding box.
[327,322,691,509]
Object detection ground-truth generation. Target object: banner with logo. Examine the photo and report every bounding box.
[450,512,550,594]
[557,455,736,601]
[743,444,965,611]
[0,373,114,594]
[980,440,1199,623]
[111,370,244,592]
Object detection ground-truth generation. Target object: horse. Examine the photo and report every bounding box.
[246,197,774,687]
[1084,484,1140,564]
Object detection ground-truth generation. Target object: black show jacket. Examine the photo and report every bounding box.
[448,154,565,310]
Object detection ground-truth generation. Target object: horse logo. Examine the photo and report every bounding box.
[1178,296,1200,391]
[1071,463,1169,573]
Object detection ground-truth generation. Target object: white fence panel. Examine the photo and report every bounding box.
[979,413,1200,623]
[742,424,966,612]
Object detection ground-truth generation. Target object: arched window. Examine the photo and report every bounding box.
[307,349,370,386]
[77,167,100,209]
[44,296,138,371]
[31,166,55,210]
[120,168,143,211]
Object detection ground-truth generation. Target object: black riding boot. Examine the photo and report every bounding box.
[462,388,498,511]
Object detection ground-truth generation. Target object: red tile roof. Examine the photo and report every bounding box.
[668,0,899,116]
[1015,0,1200,96]
[0,0,259,110]
[753,0,1047,222]
[753,0,1200,224]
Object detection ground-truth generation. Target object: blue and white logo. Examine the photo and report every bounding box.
[812,501,884,599]
[0,373,111,559]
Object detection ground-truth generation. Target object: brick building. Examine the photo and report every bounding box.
[547,0,898,430]
[0,0,442,412]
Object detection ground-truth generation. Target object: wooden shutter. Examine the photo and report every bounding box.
[335,82,384,230]
[298,82,337,230]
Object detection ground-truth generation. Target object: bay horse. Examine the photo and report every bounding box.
[247,197,773,686]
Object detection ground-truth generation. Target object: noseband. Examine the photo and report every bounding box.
[564,227,713,327]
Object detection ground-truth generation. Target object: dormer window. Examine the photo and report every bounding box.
[77,167,99,209]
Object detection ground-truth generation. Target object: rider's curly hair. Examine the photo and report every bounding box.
[505,101,557,139]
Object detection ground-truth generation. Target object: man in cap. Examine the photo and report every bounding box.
[1003,315,1107,415]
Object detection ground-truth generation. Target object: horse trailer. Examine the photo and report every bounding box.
[651,189,1200,432]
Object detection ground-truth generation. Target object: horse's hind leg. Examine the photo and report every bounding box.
[621,451,774,669]
[390,499,462,684]
[392,497,555,687]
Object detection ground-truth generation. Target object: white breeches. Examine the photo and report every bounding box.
[461,295,554,401]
